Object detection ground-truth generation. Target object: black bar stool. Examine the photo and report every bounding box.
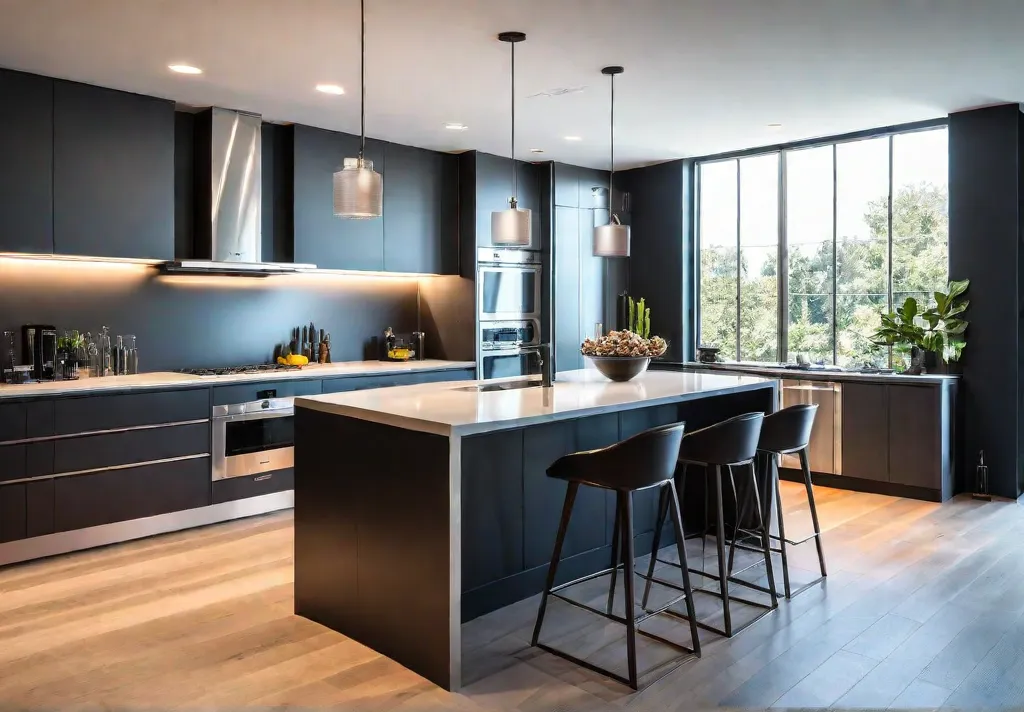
[734,404,826,598]
[643,412,777,638]
[531,422,701,690]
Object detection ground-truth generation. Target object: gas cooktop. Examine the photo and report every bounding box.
[176,363,301,377]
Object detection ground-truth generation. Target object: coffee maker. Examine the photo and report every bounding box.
[22,325,57,381]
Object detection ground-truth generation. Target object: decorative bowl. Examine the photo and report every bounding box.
[586,355,652,382]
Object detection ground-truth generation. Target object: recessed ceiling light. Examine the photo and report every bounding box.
[316,84,345,95]
[444,122,469,131]
[564,136,582,142]
[168,64,203,75]
[530,148,544,153]
[767,123,783,129]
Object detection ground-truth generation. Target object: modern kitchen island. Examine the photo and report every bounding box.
[293,369,776,690]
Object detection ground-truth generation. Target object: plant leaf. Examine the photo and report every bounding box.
[947,279,970,301]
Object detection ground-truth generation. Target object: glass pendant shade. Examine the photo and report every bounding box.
[333,157,382,218]
[594,217,630,257]
[491,203,532,246]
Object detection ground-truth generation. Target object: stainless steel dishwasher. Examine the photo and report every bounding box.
[779,379,843,475]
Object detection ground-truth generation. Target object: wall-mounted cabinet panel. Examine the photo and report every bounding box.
[53,81,174,259]
[383,143,458,274]
[292,125,385,271]
[553,163,580,208]
[578,167,609,209]
[554,207,581,372]
[580,208,606,340]
[473,153,542,250]
[0,69,54,254]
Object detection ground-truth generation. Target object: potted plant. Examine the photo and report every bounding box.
[871,279,969,374]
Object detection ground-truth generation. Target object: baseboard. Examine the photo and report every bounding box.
[778,468,942,503]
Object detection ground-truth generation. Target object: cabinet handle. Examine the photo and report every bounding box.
[254,474,273,482]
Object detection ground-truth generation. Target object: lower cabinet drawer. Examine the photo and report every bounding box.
[0,479,56,543]
[53,456,210,533]
[53,422,209,474]
[212,468,294,504]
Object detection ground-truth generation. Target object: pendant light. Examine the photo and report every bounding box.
[333,0,382,218]
[593,66,630,257]
[491,31,531,246]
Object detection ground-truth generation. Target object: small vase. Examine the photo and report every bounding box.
[907,347,926,375]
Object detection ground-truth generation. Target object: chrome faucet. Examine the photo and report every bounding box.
[521,343,554,388]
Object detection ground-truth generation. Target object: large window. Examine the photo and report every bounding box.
[697,125,948,366]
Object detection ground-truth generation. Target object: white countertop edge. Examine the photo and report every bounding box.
[679,362,958,384]
[0,360,476,399]
[296,398,454,437]
[295,377,777,438]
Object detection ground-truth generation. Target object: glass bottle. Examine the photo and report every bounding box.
[126,335,138,375]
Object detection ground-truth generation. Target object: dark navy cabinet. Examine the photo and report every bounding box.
[53,80,175,259]
[291,124,386,271]
[0,69,54,254]
[383,143,458,274]
[466,151,542,252]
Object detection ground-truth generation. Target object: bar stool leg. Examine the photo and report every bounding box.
[726,464,753,578]
[667,479,701,657]
[607,503,621,615]
[747,462,778,608]
[619,490,639,690]
[771,456,793,598]
[641,485,670,608]
[800,449,828,579]
[712,464,732,637]
[532,482,579,647]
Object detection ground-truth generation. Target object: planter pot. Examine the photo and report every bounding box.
[907,347,926,375]
[586,355,651,382]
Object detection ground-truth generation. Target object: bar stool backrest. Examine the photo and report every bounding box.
[758,404,818,455]
[546,422,686,491]
[678,412,764,466]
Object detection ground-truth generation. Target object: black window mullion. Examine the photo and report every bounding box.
[831,143,838,365]
[778,151,788,363]
[735,158,741,361]
[887,134,895,369]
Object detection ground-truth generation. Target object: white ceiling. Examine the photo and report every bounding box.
[0,0,1021,169]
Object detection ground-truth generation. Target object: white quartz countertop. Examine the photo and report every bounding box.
[295,368,775,437]
[0,360,475,399]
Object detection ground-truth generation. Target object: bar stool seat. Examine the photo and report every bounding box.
[532,422,701,690]
[643,412,778,638]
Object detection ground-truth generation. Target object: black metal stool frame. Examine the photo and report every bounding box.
[531,478,701,690]
[728,448,827,599]
[643,458,778,638]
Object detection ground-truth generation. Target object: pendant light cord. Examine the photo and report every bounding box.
[609,71,615,212]
[359,0,366,159]
[510,39,517,204]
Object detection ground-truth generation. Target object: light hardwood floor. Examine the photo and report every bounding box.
[1,483,1022,710]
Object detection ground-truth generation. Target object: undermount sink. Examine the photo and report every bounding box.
[456,380,543,393]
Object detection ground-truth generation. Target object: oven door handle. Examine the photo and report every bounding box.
[213,408,294,424]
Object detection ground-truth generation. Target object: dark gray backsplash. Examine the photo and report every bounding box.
[0,259,421,370]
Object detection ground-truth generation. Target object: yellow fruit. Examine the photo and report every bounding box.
[286,354,309,366]
[277,356,287,364]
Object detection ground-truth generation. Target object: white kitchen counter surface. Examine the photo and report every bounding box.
[295,368,774,437]
[0,360,475,399]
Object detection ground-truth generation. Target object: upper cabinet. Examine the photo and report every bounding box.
[53,81,175,259]
[292,125,385,271]
[292,125,457,274]
[472,152,542,251]
[553,163,609,210]
[382,143,458,274]
[0,69,53,254]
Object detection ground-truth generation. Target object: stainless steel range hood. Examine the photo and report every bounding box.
[163,108,315,276]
